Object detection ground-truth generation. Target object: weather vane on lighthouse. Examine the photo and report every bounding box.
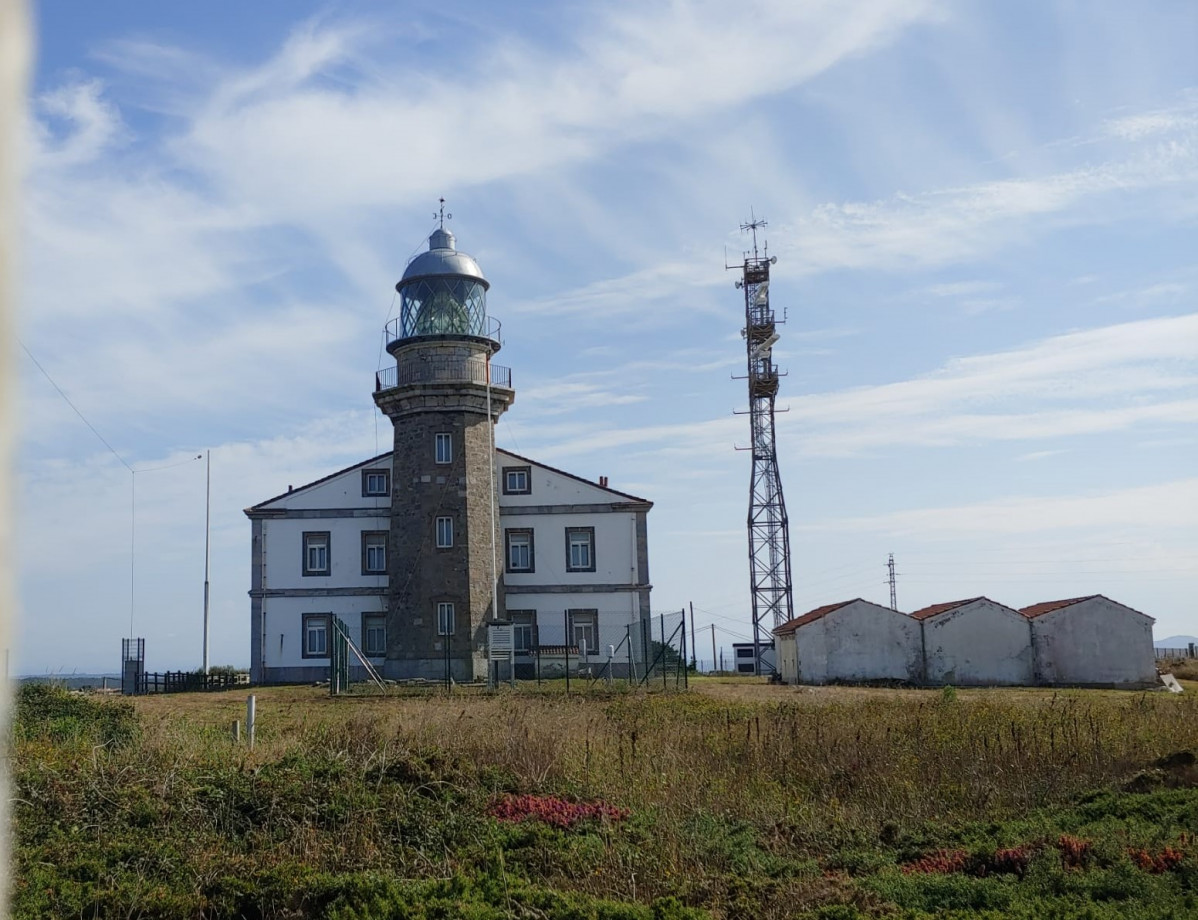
[436,197,452,229]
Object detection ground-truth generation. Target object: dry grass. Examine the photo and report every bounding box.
[17,679,1198,919]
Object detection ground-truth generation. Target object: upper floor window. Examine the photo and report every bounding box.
[565,527,595,573]
[505,529,534,573]
[362,468,390,497]
[502,465,531,495]
[435,433,452,464]
[362,531,387,575]
[436,516,454,549]
[302,532,330,576]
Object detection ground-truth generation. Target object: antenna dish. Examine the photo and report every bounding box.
[770,256,778,265]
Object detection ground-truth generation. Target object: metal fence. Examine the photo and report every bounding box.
[135,670,244,694]
[1155,646,1197,660]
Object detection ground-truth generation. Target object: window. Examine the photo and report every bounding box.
[502,465,531,495]
[435,432,452,464]
[362,468,390,497]
[303,614,330,658]
[436,516,454,548]
[362,613,386,656]
[565,527,595,572]
[510,610,536,653]
[569,609,598,656]
[303,532,330,576]
[362,531,387,575]
[437,602,455,636]
[505,529,534,573]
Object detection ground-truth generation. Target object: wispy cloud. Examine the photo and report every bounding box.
[802,478,1198,536]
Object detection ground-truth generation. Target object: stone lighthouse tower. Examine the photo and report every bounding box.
[374,215,515,680]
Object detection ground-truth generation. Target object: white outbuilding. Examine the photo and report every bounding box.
[911,597,1035,686]
[774,598,923,685]
[1020,595,1157,687]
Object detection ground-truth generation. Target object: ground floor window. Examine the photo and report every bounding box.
[303,613,330,658]
[509,609,537,652]
[362,613,386,656]
[568,609,598,656]
[437,602,455,636]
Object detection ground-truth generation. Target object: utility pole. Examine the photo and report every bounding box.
[710,624,717,675]
[887,552,897,611]
[203,450,211,674]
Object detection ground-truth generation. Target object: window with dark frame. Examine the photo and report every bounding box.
[509,610,536,653]
[434,432,452,464]
[435,516,454,548]
[302,532,330,576]
[437,602,455,636]
[362,468,390,497]
[362,613,386,656]
[568,609,598,656]
[302,613,331,658]
[361,531,387,575]
[505,528,534,572]
[565,526,595,572]
[502,465,531,495]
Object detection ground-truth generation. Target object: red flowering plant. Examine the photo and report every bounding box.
[487,793,629,829]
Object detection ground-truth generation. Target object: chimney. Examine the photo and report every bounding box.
[599,476,608,488]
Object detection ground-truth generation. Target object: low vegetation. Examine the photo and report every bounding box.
[12,680,1198,918]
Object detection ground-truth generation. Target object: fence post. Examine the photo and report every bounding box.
[661,613,667,691]
[681,608,688,690]
[232,720,241,743]
[564,610,571,693]
[626,624,634,686]
[246,695,256,749]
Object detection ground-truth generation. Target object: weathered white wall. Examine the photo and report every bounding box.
[261,515,390,590]
[1031,597,1157,686]
[922,600,1035,686]
[509,591,640,660]
[260,595,386,669]
[796,617,828,684]
[795,601,922,684]
[262,458,393,512]
[496,450,638,507]
[500,511,639,587]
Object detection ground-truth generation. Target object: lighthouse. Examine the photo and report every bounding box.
[373,215,515,680]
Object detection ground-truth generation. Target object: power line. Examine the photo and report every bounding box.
[20,339,131,471]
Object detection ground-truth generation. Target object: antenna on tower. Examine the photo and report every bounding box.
[887,553,898,611]
[728,213,794,676]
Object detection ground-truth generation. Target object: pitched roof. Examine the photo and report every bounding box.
[773,599,858,635]
[246,451,394,513]
[245,446,652,515]
[1019,595,1101,619]
[910,597,985,621]
[496,447,652,505]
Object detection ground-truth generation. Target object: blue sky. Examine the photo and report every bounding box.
[16,0,1198,673]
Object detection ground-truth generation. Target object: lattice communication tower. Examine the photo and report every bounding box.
[732,216,794,674]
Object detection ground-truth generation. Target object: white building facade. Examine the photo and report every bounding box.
[913,597,1036,686]
[1021,595,1157,687]
[246,224,652,684]
[774,599,924,685]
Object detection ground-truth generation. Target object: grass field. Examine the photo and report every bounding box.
[13,677,1198,918]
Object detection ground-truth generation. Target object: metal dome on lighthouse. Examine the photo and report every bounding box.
[389,201,501,351]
